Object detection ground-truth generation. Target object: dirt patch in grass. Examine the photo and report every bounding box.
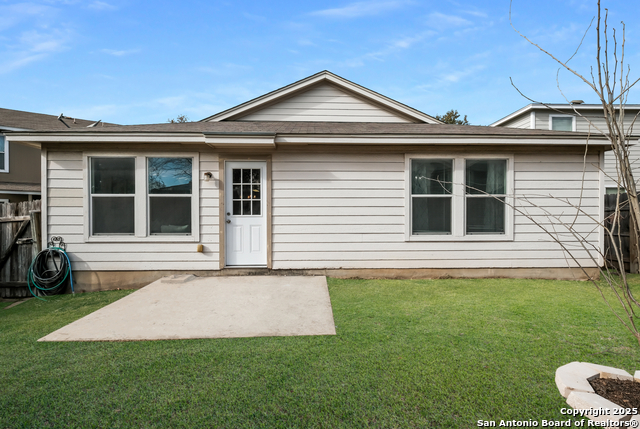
[590,377,640,409]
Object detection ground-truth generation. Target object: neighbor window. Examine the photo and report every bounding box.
[0,136,7,172]
[407,155,512,240]
[86,153,198,241]
[90,157,135,235]
[550,116,574,131]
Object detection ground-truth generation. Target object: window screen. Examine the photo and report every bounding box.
[411,159,453,234]
[465,159,506,234]
[91,157,135,234]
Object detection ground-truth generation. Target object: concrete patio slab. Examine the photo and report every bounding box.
[39,275,336,341]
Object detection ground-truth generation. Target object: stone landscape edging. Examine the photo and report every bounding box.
[556,362,640,425]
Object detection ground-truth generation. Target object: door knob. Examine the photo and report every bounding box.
[226,220,231,224]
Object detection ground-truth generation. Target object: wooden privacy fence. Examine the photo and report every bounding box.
[0,200,42,298]
[603,193,637,273]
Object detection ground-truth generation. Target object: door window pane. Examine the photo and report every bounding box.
[149,196,192,234]
[92,196,134,234]
[412,197,451,234]
[466,197,505,234]
[412,159,452,195]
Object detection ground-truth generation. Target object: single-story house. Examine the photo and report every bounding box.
[6,71,609,291]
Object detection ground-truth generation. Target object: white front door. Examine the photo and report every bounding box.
[225,161,267,266]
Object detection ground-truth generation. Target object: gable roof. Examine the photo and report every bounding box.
[200,71,441,124]
[0,107,107,131]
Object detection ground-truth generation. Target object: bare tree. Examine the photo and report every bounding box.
[510,0,640,346]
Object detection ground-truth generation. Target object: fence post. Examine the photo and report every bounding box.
[30,210,41,260]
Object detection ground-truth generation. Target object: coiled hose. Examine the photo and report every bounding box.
[28,247,74,300]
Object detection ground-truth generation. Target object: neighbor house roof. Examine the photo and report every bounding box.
[0,108,109,131]
[490,103,640,127]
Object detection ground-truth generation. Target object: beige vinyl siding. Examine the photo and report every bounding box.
[47,150,220,271]
[534,110,639,134]
[529,110,639,189]
[501,114,532,129]
[237,83,413,123]
[270,152,601,269]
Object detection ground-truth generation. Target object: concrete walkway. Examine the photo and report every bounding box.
[39,275,336,342]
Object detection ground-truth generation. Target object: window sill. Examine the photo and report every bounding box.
[86,235,199,243]
[407,234,514,242]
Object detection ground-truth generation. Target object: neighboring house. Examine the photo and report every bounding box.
[0,108,104,203]
[490,103,640,192]
[6,71,610,291]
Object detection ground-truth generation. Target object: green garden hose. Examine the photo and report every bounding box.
[27,237,74,300]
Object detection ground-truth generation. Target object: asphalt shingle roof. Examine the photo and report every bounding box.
[0,108,109,131]
[8,120,603,138]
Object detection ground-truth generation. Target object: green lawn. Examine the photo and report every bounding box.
[2,277,640,428]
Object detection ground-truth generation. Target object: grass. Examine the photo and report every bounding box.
[2,277,640,428]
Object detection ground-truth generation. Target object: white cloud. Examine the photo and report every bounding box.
[0,53,47,74]
[101,48,140,56]
[310,1,412,19]
[0,28,71,74]
[340,31,435,67]
[426,12,472,30]
[298,39,315,46]
[462,10,488,18]
[0,3,56,31]
[196,62,253,76]
[88,1,117,10]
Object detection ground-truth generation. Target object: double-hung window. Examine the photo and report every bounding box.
[148,157,193,235]
[90,157,135,235]
[407,155,513,241]
[86,153,198,241]
[411,159,453,235]
[0,135,7,172]
[465,159,507,234]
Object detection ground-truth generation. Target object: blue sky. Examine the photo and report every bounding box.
[1,0,638,126]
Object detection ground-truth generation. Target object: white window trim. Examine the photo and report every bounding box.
[549,114,576,131]
[0,135,9,173]
[83,152,200,243]
[405,154,514,242]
